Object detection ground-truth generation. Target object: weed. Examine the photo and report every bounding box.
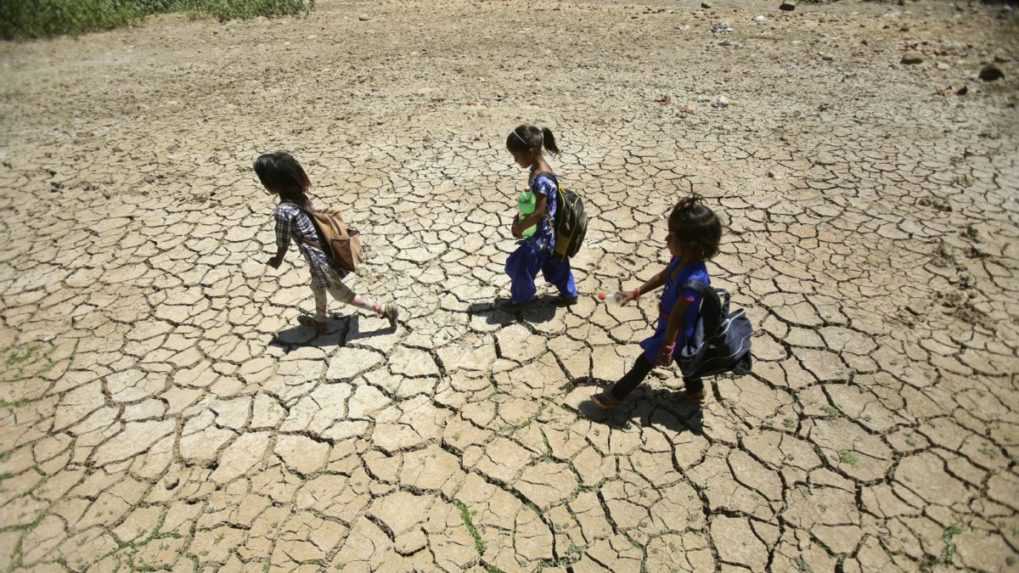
[453,499,485,555]
[838,450,859,466]
[941,524,963,564]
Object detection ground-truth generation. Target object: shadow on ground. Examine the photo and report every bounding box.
[467,294,570,326]
[568,376,705,435]
[270,314,394,350]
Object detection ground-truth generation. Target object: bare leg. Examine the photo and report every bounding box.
[326,281,398,327]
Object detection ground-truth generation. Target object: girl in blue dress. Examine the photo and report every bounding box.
[592,196,723,409]
[505,124,578,305]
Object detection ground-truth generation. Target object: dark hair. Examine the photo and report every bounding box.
[506,124,560,156]
[669,195,722,260]
[254,151,311,205]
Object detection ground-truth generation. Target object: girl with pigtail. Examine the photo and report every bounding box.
[504,124,578,305]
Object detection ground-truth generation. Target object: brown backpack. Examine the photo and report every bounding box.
[298,206,364,274]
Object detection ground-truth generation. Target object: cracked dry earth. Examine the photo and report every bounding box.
[1,0,1018,571]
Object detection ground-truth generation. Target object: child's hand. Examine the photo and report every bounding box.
[511,217,524,239]
[619,289,640,305]
[266,255,283,269]
[656,343,675,366]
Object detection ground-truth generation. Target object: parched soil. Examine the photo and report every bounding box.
[1,0,1018,571]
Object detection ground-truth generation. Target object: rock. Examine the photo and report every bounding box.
[779,1,796,12]
[358,15,370,21]
[937,62,950,71]
[753,15,768,24]
[819,53,834,62]
[956,85,968,96]
[711,22,733,34]
[978,64,1004,82]
[712,95,730,109]
[901,53,923,65]
[701,1,712,8]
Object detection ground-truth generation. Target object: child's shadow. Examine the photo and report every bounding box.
[270,314,394,350]
[568,377,704,435]
[467,295,563,326]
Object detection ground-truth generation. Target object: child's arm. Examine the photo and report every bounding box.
[511,195,548,239]
[268,212,290,268]
[618,266,668,304]
[657,298,692,365]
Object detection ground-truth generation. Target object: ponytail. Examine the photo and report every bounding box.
[506,124,562,156]
[541,127,560,155]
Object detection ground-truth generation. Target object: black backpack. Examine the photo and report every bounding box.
[535,172,587,259]
[677,282,753,380]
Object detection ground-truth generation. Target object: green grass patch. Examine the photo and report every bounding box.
[822,404,842,418]
[941,524,963,564]
[5,344,36,367]
[1,0,314,41]
[453,500,485,555]
[452,499,507,572]
[837,449,859,466]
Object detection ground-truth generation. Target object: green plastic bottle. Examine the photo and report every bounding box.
[517,190,537,238]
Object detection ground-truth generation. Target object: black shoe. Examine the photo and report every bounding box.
[684,381,705,402]
[557,295,578,307]
[591,391,622,410]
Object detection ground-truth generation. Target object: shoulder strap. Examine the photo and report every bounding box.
[531,171,558,189]
[289,202,328,250]
[681,279,709,294]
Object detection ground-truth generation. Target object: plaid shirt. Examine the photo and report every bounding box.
[274,201,345,287]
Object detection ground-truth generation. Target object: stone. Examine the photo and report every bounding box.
[901,53,924,65]
[978,63,1004,82]
[779,1,795,11]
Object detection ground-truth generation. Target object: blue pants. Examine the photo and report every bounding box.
[506,241,577,303]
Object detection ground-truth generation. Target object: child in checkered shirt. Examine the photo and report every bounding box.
[256,151,398,333]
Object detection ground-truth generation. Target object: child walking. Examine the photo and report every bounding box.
[505,125,578,305]
[255,151,398,333]
[592,196,722,409]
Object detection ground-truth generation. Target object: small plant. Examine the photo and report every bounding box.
[453,500,485,555]
[838,450,859,466]
[941,524,963,564]
[822,405,842,418]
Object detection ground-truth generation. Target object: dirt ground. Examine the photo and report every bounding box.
[1,0,1018,571]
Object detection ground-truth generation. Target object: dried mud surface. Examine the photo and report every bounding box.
[1,0,1018,571]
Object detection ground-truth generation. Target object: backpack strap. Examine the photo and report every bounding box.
[682,280,725,339]
[681,280,709,294]
[290,203,331,259]
[531,171,558,191]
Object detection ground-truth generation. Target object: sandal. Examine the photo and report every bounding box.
[382,304,399,329]
[297,315,327,334]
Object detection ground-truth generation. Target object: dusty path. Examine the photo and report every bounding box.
[1,0,1017,571]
